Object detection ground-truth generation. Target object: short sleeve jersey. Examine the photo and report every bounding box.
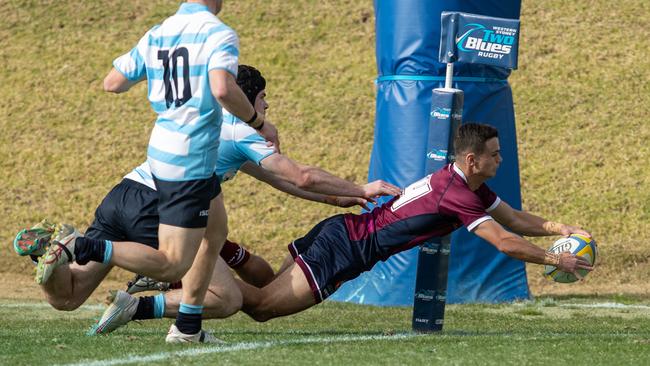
[216,111,276,182]
[123,111,275,189]
[112,2,239,181]
[344,164,501,263]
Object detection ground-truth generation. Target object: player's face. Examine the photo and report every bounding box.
[254,90,268,114]
[475,137,502,178]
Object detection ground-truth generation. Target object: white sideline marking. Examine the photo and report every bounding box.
[3,302,105,311]
[58,333,420,366]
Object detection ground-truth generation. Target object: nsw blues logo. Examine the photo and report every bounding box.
[415,289,435,301]
[427,149,447,161]
[456,23,517,60]
[431,107,451,120]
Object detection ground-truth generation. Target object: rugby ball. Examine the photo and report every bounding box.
[544,234,597,283]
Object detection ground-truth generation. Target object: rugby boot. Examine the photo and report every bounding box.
[35,224,81,284]
[13,219,56,256]
[165,324,224,344]
[87,290,138,335]
[126,274,172,294]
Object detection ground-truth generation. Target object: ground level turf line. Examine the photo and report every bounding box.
[2,302,105,310]
[8,301,650,313]
[57,333,422,366]
[7,300,650,311]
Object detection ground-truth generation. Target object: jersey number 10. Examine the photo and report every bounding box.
[158,47,192,108]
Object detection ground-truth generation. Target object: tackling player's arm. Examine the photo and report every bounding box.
[209,69,280,152]
[239,161,369,209]
[489,201,591,238]
[103,68,143,93]
[257,153,401,201]
[472,219,593,275]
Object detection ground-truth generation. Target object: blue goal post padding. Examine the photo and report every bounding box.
[330,0,529,305]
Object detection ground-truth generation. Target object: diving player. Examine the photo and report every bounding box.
[238,123,595,322]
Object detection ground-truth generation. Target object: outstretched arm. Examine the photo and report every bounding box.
[258,153,401,200]
[239,162,369,209]
[473,219,593,275]
[489,201,591,238]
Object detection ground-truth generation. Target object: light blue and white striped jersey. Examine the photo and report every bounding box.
[124,111,275,190]
[113,2,239,181]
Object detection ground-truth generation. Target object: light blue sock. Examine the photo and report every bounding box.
[153,293,165,319]
[102,240,113,264]
[178,303,204,314]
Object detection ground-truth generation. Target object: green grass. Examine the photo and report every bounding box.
[1,1,649,294]
[2,298,650,365]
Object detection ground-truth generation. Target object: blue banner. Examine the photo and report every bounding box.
[440,12,520,69]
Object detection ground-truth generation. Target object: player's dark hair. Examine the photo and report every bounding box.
[237,65,266,106]
[453,123,498,156]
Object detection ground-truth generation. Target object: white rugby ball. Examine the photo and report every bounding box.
[544,234,597,283]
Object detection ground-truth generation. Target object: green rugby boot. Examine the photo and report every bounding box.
[35,224,81,284]
[13,219,56,257]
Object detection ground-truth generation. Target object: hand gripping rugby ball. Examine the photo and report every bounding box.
[544,234,597,283]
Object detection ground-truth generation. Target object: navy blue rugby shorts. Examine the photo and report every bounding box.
[85,179,160,248]
[288,214,367,303]
[152,174,221,228]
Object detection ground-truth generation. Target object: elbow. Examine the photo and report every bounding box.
[294,169,316,190]
[493,236,518,257]
[497,236,528,261]
[103,78,123,93]
[212,84,230,102]
[498,243,518,257]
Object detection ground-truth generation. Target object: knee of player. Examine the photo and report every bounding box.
[207,285,242,316]
[246,295,276,322]
[247,308,272,323]
[157,262,191,283]
[47,297,82,311]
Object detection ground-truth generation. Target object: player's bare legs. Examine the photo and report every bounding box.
[178,193,228,309]
[274,254,295,279]
[41,262,112,311]
[107,226,205,283]
[241,263,316,322]
[236,253,275,287]
[162,257,241,319]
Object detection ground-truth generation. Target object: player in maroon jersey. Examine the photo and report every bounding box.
[239,122,594,322]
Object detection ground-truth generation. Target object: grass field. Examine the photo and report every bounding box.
[2,296,650,365]
[1,1,650,364]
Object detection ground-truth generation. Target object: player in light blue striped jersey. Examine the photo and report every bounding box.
[35,1,280,344]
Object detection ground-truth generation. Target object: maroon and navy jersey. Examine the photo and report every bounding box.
[343,164,500,264]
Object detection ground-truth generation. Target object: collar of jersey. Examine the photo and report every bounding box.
[177,2,210,15]
[452,163,468,183]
